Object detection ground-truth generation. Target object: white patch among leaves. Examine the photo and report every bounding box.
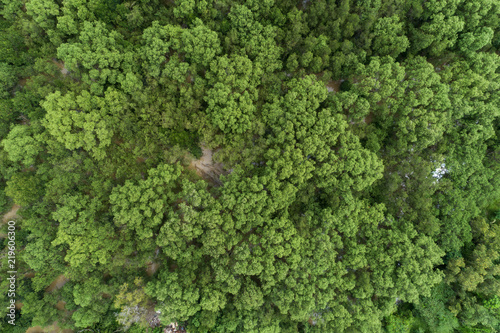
[432,163,448,180]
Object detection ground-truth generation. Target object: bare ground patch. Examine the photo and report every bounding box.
[52,59,69,76]
[326,79,343,93]
[2,204,20,224]
[189,145,227,186]
[46,275,69,293]
[147,261,160,276]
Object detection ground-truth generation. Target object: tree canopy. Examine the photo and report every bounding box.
[0,0,499,332]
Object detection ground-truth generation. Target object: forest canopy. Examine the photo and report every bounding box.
[0,0,499,332]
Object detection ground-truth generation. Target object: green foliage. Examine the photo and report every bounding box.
[168,130,202,159]
[0,309,33,333]
[384,311,414,333]
[1,1,499,332]
[2,123,43,167]
[0,62,16,99]
[205,54,261,134]
[0,188,7,213]
[5,172,43,206]
[42,89,130,160]
[371,16,409,58]
[71,277,113,328]
[414,282,460,333]
[110,163,182,240]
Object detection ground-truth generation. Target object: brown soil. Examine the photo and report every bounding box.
[19,77,30,87]
[55,300,66,311]
[0,204,20,236]
[45,275,69,293]
[52,59,69,75]
[2,204,21,223]
[188,145,226,186]
[326,80,342,93]
[364,112,374,125]
[147,262,160,276]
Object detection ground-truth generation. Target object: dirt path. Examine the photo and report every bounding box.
[45,275,69,293]
[326,79,343,93]
[189,145,226,186]
[147,262,160,276]
[55,300,67,311]
[2,204,20,223]
[52,59,69,75]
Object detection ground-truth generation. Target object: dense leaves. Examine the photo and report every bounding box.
[0,0,499,332]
